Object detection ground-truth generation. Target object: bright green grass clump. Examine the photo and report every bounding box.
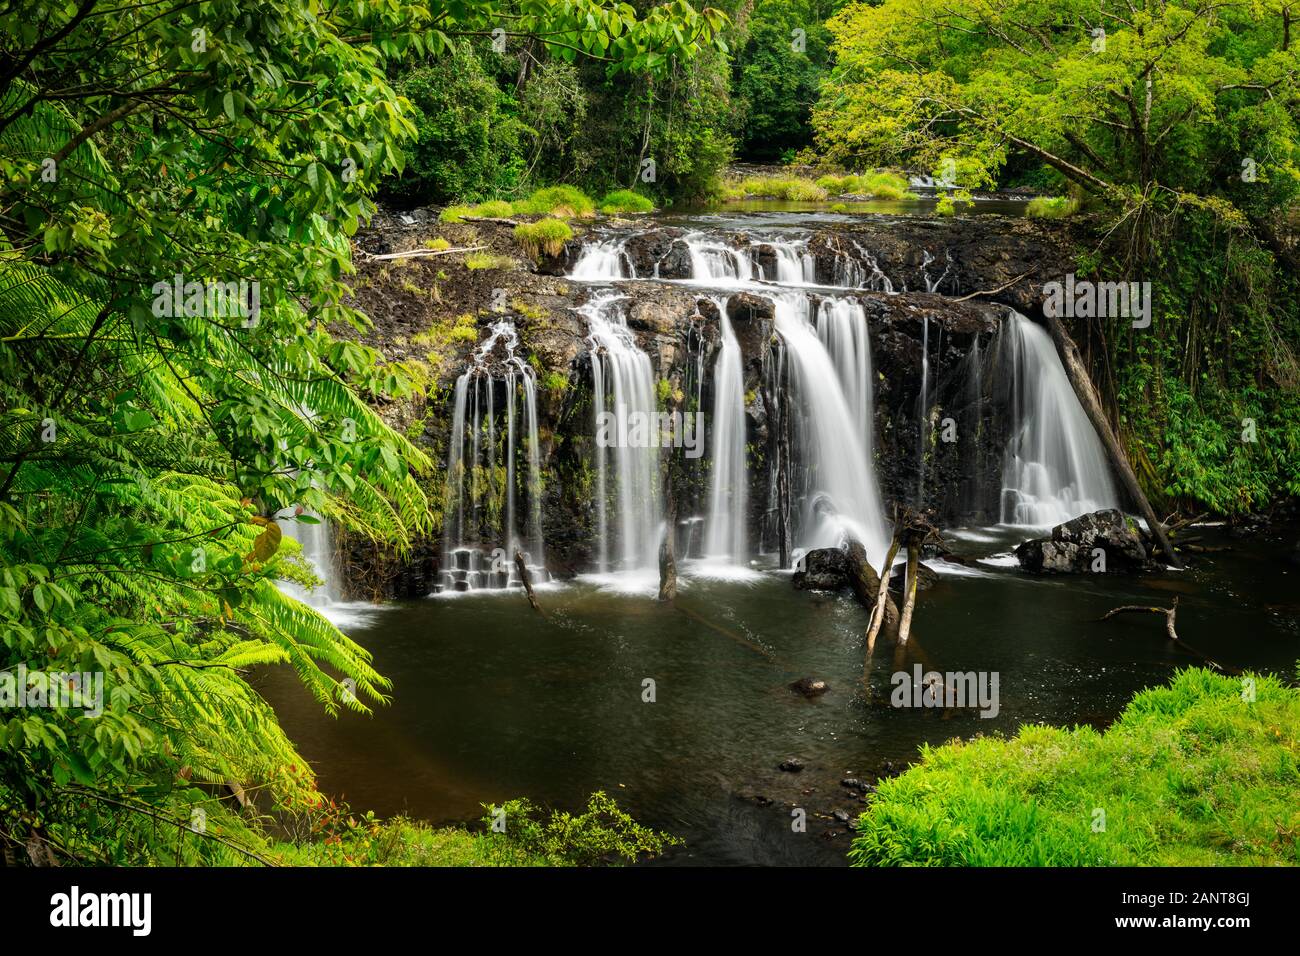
[1026,195,1080,218]
[721,175,828,201]
[515,185,596,218]
[816,171,915,200]
[440,204,473,222]
[599,189,656,215]
[850,668,1300,867]
[513,217,573,258]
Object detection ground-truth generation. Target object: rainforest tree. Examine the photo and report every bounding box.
[814,0,1300,513]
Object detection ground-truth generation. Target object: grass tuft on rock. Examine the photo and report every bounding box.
[514,218,573,258]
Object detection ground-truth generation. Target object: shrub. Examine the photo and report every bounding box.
[380,42,524,206]
[513,218,573,258]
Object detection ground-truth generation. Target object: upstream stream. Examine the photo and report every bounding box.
[261,204,1300,865]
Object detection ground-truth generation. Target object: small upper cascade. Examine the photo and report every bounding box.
[760,239,817,285]
[582,291,664,573]
[997,310,1120,527]
[703,296,748,565]
[570,237,633,280]
[441,321,548,592]
[686,233,753,284]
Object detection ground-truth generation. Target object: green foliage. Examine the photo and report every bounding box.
[383,42,526,206]
[731,0,833,161]
[0,0,724,867]
[1026,196,1079,219]
[599,189,656,214]
[815,171,914,199]
[513,218,574,258]
[721,174,828,201]
[851,669,1300,866]
[483,791,682,865]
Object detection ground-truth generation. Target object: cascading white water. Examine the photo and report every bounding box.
[771,292,889,563]
[998,310,1119,527]
[704,297,748,563]
[276,509,341,608]
[686,233,752,283]
[815,297,873,456]
[762,240,817,285]
[571,237,633,280]
[442,321,547,591]
[582,292,663,572]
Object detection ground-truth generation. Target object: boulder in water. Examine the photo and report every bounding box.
[789,677,830,698]
[792,548,852,590]
[1014,508,1152,573]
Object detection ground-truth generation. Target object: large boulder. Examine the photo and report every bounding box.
[1014,509,1152,573]
[792,548,852,590]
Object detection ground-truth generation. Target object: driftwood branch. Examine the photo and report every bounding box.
[513,550,543,616]
[362,244,488,261]
[950,271,1033,302]
[1099,597,1229,672]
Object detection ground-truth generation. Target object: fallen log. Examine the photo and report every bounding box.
[658,530,677,602]
[896,539,921,647]
[362,244,488,261]
[513,550,543,616]
[1099,597,1230,672]
[1040,311,1181,568]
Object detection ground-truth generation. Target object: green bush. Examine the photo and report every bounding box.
[484,791,681,865]
[850,668,1300,866]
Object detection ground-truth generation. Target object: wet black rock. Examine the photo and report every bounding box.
[1014,508,1152,574]
[789,677,830,698]
[779,758,805,773]
[840,777,866,791]
[791,548,851,590]
[832,809,852,824]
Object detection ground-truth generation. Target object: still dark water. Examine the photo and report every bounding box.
[257,522,1299,866]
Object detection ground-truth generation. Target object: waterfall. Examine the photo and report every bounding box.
[571,237,632,280]
[815,297,873,455]
[686,233,752,283]
[997,310,1119,527]
[582,292,663,572]
[441,321,547,591]
[704,298,748,564]
[771,292,889,563]
[277,509,341,608]
[762,240,817,285]
[916,315,930,506]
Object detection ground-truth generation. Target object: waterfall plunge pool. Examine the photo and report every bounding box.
[256,519,1299,866]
